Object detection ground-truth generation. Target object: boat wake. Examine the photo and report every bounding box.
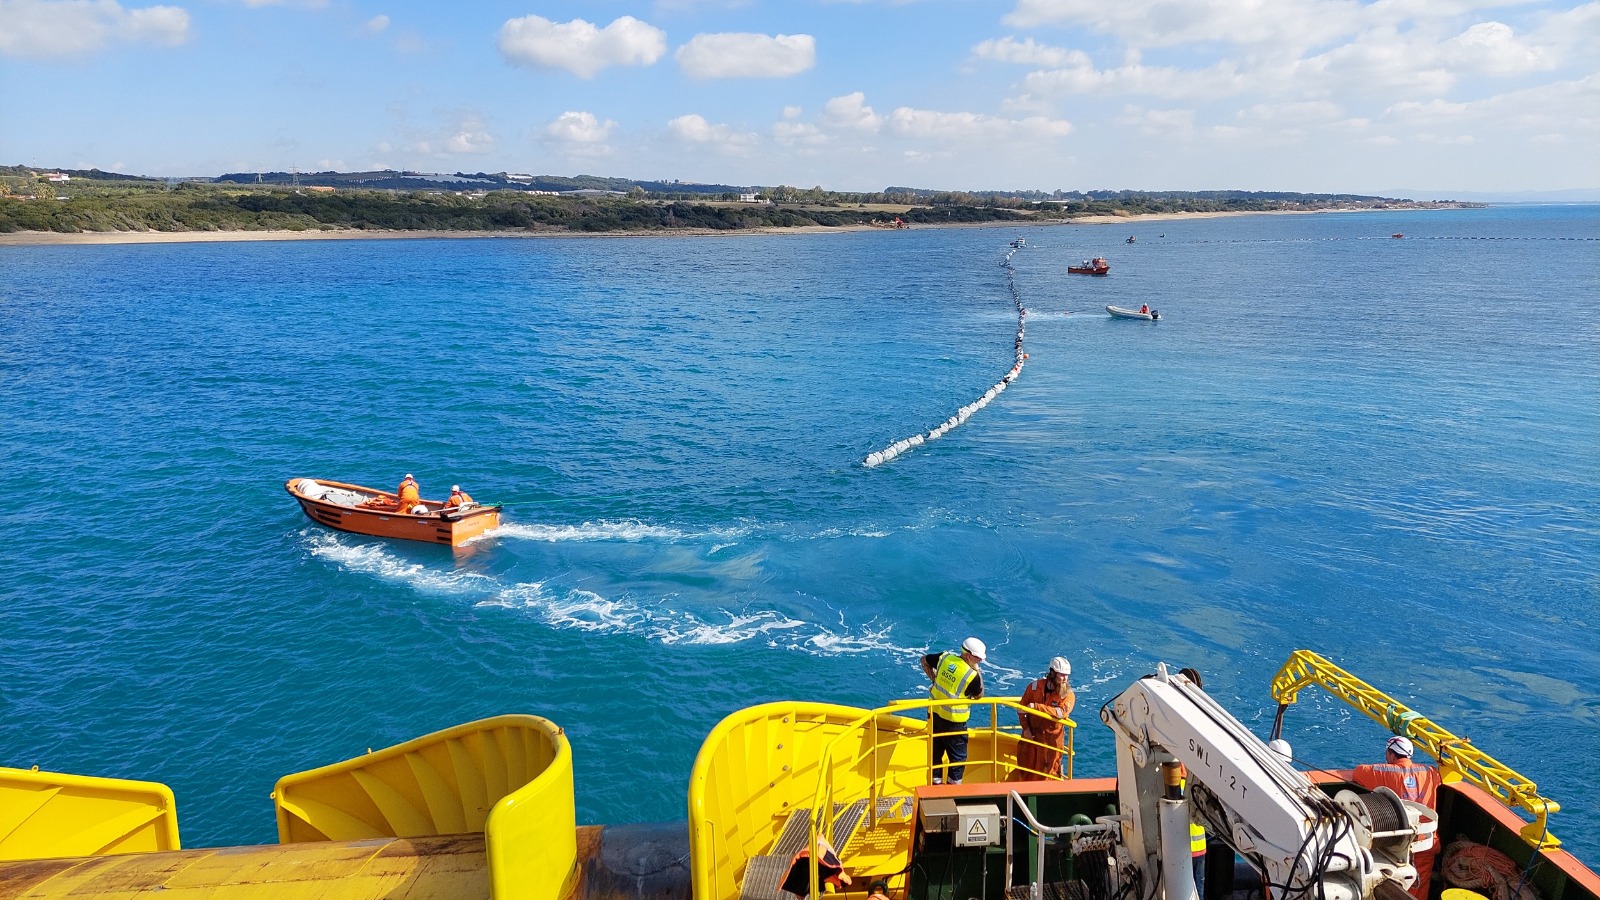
[300,530,923,657]
[485,519,749,544]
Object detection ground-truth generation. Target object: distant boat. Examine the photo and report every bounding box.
[1010,238,1026,248]
[1107,305,1159,320]
[1068,257,1110,275]
[1392,233,1405,239]
[1126,235,1137,243]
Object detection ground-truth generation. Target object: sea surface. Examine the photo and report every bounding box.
[2,205,1597,861]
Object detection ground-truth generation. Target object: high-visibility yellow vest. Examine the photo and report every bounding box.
[1180,775,1206,855]
[929,652,978,723]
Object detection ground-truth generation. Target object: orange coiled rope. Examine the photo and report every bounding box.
[1440,838,1540,900]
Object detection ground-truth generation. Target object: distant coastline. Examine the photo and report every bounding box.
[0,206,1459,247]
[1,165,1481,247]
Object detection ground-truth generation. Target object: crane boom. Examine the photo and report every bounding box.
[1101,664,1423,900]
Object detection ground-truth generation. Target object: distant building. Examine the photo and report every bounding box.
[44,172,71,182]
[738,192,769,204]
[306,185,335,193]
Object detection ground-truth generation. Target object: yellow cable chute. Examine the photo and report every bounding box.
[1269,649,1560,849]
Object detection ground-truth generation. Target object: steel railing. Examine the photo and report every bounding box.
[803,697,1076,898]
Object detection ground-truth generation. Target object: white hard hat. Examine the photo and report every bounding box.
[404,473,414,480]
[452,484,461,491]
[1049,656,1071,676]
[961,637,987,660]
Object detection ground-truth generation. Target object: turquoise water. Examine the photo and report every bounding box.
[2,206,1597,860]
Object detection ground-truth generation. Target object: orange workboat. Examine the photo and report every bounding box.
[285,478,502,547]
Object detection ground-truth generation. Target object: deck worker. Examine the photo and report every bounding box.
[1139,304,1150,315]
[1352,736,1440,900]
[920,637,985,784]
[443,484,474,509]
[1176,668,1208,900]
[1013,656,1075,780]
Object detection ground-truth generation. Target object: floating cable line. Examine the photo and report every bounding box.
[863,244,1028,468]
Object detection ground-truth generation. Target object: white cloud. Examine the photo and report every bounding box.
[676,32,815,79]
[773,120,827,147]
[497,15,666,78]
[546,110,616,156]
[821,92,882,130]
[1021,59,1247,101]
[1116,106,1197,136]
[444,118,494,154]
[884,107,1073,140]
[403,112,494,156]
[362,14,388,34]
[1235,100,1345,124]
[1439,21,1552,75]
[970,36,1090,69]
[816,92,1072,142]
[1002,0,1358,51]
[666,113,761,151]
[0,0,189,59]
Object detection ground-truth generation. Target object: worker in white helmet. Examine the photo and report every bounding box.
[442,484,474,510]
[1014,656,1075,780]
[920,637,986,784]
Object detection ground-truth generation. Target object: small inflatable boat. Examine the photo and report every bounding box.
[1106,305,1159,320]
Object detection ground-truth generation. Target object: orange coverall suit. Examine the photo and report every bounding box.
[1014,678,1074,779]
[396,480,421,510]
[1352,760,1441,900]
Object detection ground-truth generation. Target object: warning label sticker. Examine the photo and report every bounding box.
[967,818,987,840]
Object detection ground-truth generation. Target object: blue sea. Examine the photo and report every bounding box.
[2,205,1597,862]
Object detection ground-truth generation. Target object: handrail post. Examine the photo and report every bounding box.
[873,715,884,828]
[990,701,999,782]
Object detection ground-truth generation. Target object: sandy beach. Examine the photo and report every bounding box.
[0,208,1386,247]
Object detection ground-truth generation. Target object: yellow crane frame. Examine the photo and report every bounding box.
[1269,649,1560,849]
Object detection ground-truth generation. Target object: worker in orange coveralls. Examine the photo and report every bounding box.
[1014,656,1075,780]
[1353,736,1440,900]
[395,474,422,511]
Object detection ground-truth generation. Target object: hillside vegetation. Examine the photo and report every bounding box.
[0,168,1469,235]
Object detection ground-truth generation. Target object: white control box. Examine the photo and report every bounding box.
[955,803,1001,847]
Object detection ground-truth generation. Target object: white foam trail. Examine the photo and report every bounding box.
[489,520,747,543]
[480,580,910,654]
[304,532,498,596]
[306,530,924,659]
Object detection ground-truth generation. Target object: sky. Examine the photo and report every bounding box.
[1,0,1597,195]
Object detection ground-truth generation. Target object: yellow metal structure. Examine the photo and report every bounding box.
[1270,649,1562,850]
[273,714,578,900]
[0,833,490,899]
[687,698,1075,900]
[0,766,179,861]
